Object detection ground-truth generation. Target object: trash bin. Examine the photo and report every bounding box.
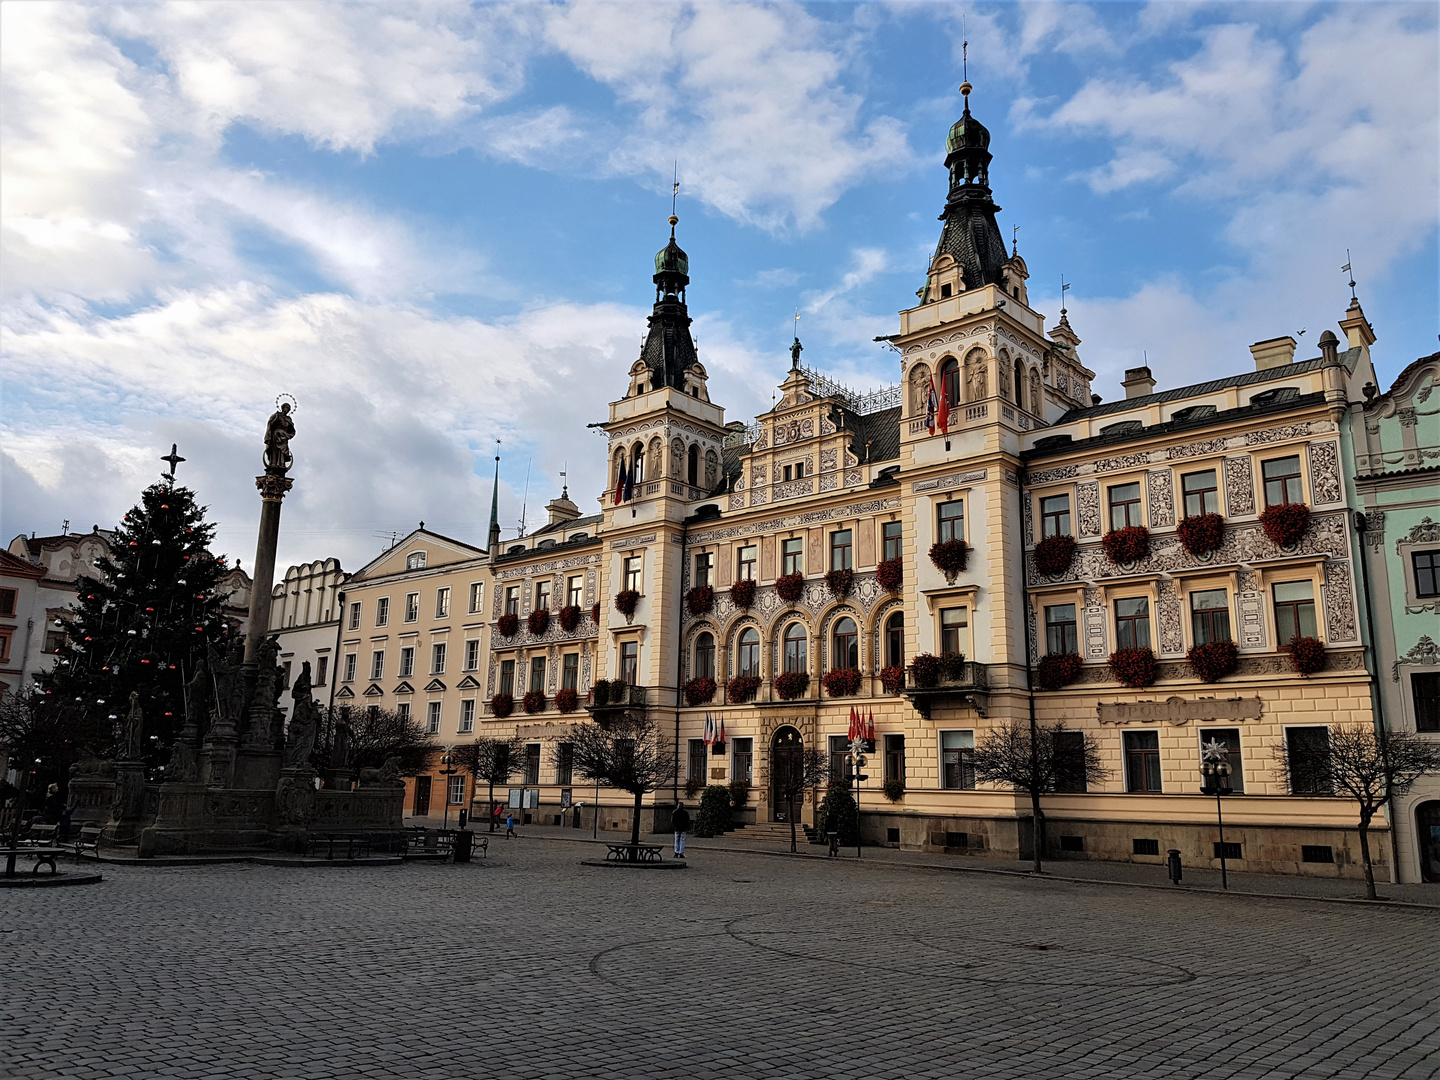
[453,829,474,863]
[1167,848,1183,885]
[458,809,468,829]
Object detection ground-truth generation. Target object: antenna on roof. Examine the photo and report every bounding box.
[1342,250,1357,299]
[517,458,532,538]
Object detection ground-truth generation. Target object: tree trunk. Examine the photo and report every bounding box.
[1358,809,1377,900]
[1031,789,1045,874]
[788,796,797,853]
[630,788,643,853]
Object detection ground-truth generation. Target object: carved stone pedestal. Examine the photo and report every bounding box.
[103,761,147,845]
[274,767,317,852]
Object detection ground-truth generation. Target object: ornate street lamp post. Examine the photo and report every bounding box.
[1200,738,1233,890]
[439,746,458,832]
[849,737,870,859]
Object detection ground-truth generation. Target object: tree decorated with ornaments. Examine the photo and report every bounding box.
[34,474,236,769]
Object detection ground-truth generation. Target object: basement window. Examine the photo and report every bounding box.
[1301,845,1334,864]
[1132,838,1160,856]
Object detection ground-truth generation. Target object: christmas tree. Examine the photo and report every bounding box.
[35,474,234,769]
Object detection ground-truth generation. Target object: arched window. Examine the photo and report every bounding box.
[737,628,760,678]
[688,444,700,487]
[631,442,646,484]
[694,632,715,680]
[833,617,858,670]
[885,612,905,669]
[783,623,807,673]
[1014,359,1026,412]
[939,357,961,406]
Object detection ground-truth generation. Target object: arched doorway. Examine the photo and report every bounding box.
[1417,801,1440,882]
[771,726,803,822]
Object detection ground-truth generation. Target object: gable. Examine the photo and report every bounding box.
[352,528,487,581]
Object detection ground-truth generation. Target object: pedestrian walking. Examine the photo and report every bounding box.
[505,812,517,839]
[671,802,691,858]
[42,783,63,825]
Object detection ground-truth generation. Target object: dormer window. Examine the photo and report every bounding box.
[940,283,952,299]
[406,552,427,570]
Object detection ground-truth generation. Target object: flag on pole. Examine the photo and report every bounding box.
[715,714,726,747]
[925,376,938,434]
[622,458,634,502]
[847,707,858,742]
[703,713,714,746]
[936,370,950,435]
[865,709,876,745]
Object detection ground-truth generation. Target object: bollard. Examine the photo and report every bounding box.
[827,831,840,858]
[1167,848,1183,885]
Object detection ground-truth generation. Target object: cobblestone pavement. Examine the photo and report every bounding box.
[3,839,1437,1080]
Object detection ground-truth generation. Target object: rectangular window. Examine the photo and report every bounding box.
[499,659,515,696]
[1273,581,1317,646]
[375,597,390,626]
[448,775,466,806]
[937,500,964,543]
[405,593,420,622]
[1414,672,1440,733]
[567,575,584,607]
[830,530,853,572]
[941,731,975,790]
[1286,727,1332,794]
[399,647,415,678]
[562,653,579,691]
[1044,604,1078,656]
[688,739,707,782]
[556,743,574,786]
[883,734,905,788]
[426,701,442,735]
[1115,597,1151,650]
[1412,551,1439,598]
[1199,728,1245,793]
[535,580,551,611]
[1181,469,1220,518]
[623,555,643,593]
[619,641,639,685]
[0,588,16,617]
[1262,455,1303,507]
[1301,845,1334,864]
[1123,731,1162,792]
[1133,838,1160,856]
[781,538,803,576]
[348,602,361,631]
[782,464,792,482]
[529,657,546,695]
[369,651,384,681]
[694,552,713,588]
[1053,731,1089,793]
[882,521,903,562]
[737,545,757,581]
[1190,589,1231,645]
[468,582,484,614]
[44,629,66,654]
[435,587,450,619]
[431,642,446,674]
[732,738,753,784]
[524,744,541,786]
[342,653,357,683]
[464,639,480,671]
[504,586,520,615]
[0,629,10,664]
[829,735,853,785]
[459,699,475,734]
[796,460,805,479]
[314,656,329,687]
[1108,482,1142,530]
[939,607,967,656]
[1040,494,1071,538]
[396,701,410,721]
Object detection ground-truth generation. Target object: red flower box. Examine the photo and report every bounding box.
[1034,534,1076,577]
[1036,652,1082,691]
[876,558,902,592]
[773,671,811,700]
[590,602,601,623]
[822,668,862,697]
[929,539,969,581]
[729,578,756,608]
[1108,646,1157,688]
[727,674,760,703]
[497,613,519,638]
[527,608,550,636]
[825,568,854,599]
[555,687,579,713]
[522,691,546,714]
[909,653,940,688]
[1186,639,1238,683]
[491,693,514,719]
[1102,525,1150,565]
[558,605,582,632]
[776,572,805,602]
[1288,636,1327,676]
[686,585,714,616]
[683,676,717,706]
[614,590,640,619]
[880,665,904,695]
[1261,502,1311,548]
[1177,513,1225,558]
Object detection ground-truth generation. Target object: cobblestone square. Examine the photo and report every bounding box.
[3,840,1437,1080]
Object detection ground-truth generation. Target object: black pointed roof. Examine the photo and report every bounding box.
[637,216,697,391]
[933,88,1008,291]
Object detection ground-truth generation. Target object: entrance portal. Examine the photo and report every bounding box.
[771,726,802,823]
[1417,801,1440,882]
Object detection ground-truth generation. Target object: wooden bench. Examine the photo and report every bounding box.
[604,842,664,863]
[3,847,63,876]
[407,830,455,856]
[25,823,58,847]
[73,825,104,862]
[306,835,373,860]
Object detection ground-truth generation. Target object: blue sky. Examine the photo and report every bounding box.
[3,1,1436,573]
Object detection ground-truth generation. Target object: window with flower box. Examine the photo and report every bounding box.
[1040,494,1071,538]
[694,633,715,680]
[832,618,858,669]
[783,623,807,673]
[885,612,904,668]
[620,641,639,684]
[940,608,967,656]
[937,500,964,543]
[562,653,579,692]
[499,659,515,696]
[736,629,760,678]
[781,538,803,576]
[1273,581,1316,646]
[504,586,519,615]
[624,556,643,593]
[694,552,712,588]
[1045,604,1078,655]
[529,657,546,695]
[830,530,852,572]
[737,545,757,581]
[1190,589,1231,645]
[882,521,902,561]
[1115,597,1151,650]
[567,575,583,607]
[1182,470,1220,518]
[1108,482,1142,530]
[1262,456,1303,506]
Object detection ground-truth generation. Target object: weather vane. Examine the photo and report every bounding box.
[1342,250,1357,299]
[1060,276,1071,315]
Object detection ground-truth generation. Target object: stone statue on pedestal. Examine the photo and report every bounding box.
[264,402,295,473]
[284,662,319,768]
[122,691,144,761]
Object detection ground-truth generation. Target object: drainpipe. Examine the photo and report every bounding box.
[1016,465,1042,867]
[1353,512,1402,883]
[672,515,690,810]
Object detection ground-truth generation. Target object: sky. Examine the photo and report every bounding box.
[3,1,1436,575]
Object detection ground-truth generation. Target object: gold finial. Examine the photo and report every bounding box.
[668,214,678,227]
[960,81,972,99]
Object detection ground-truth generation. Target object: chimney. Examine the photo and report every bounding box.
[545,492,580,527]
[1317,329,1339,365]
[1339,298,1376,350]
[1249,336,1297,371]
[1121,366,1156,399]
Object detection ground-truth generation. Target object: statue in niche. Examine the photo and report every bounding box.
[967,350,988,400]
[910,365,931,414]
[704,448,719,488]
[670,438,684,478]
[1030,369,1043,416]
[264,402,295,472]
[648,437,663,479]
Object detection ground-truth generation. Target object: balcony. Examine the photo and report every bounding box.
[901,662,989,720]
[585,682,650,716]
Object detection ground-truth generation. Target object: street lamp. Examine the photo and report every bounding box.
[1200,738,1233,890]
[439,746,458,831]
[849,737,870,859]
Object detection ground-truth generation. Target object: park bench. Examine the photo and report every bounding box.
[25,823,58,846]
[306,835,373,860]
[603,842,664,863]
[73,825,104,862]
[407,829,455,856]
[3,846,63,876]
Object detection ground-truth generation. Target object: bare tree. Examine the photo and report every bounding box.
[568,716,678,853]
[1274,724,1440,899]
[771,746,830,852]
[312,706,439,776]
[971,720,1107,873]
[0,691,101,797]
[453,735,525,831]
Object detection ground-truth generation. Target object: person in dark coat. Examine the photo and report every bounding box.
[672,803,691,858]
[42,783,64,825]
